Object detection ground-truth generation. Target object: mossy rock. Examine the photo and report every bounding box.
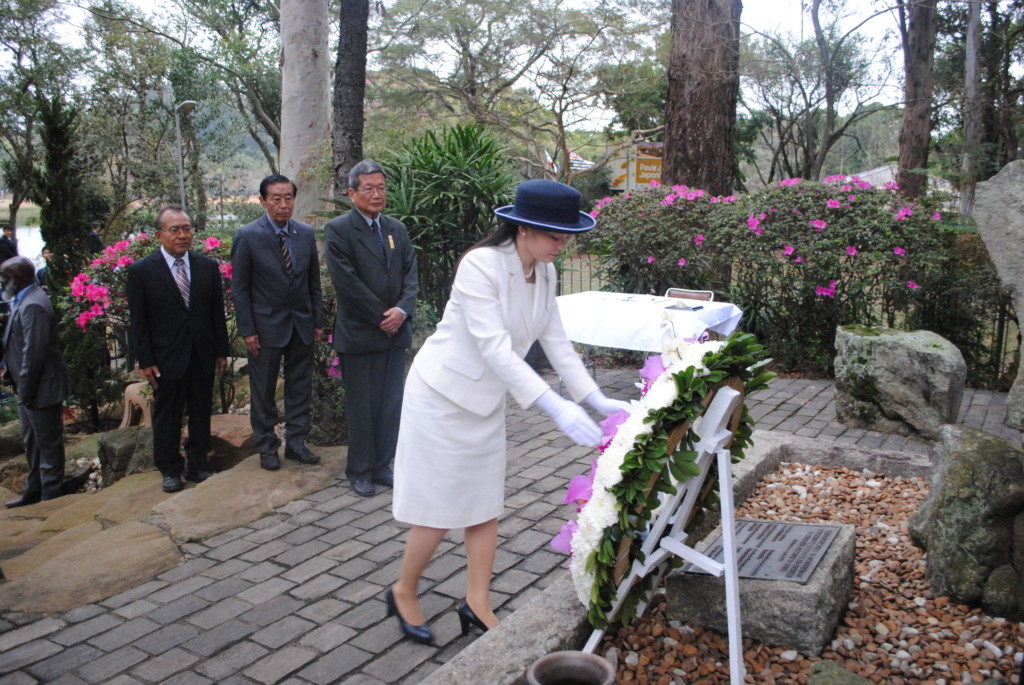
[982,564,1024,621]
[808,660,872,685]
[0,419,23,458]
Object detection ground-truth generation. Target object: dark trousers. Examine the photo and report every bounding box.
[19,401,65,499]
[152,348,214,476]
[247,325,312,456]
[340,345,405,482]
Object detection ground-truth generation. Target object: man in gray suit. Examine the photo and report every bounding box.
[232,175,324,470]
[1,256,70,507]
[325,160,417,497]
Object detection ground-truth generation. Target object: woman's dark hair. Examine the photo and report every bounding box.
[458,220,518,265]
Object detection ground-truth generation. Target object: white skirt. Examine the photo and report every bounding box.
[392,367,507,529]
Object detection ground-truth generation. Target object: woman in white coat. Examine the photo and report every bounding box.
[387,179,629,643]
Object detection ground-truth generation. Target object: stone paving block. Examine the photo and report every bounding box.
[346,492,391,514]
[318,508,361,529]
[194,640,268,680]
[201,559,253,580]
[204,527,250,547]
[303,484,348,503]
[129,647,198,682]
[500,528,551,555]
[298,622,357,652]
[0,617,65,652]
[75,645,147,682]
[239,560,287,584]
[348,509,392,531]
[242,645,317,685]
[186,598,252,630]
[146,575,215,604]
[180,619,257,657]
[148,594,208,625]
[196,577,254,603]
[273,540,330,566]
[314,495,360,514]
[114,599,159,620]
[51,613,124,646]
[497,516,534,537]
[251,615,316,649]
[517,549,564,575]
[297,644,373,685]
[347,618,405,654]
[100,580,170,610]
[421,552,466,582]
[286,508,328,526]
[133,622,202,655]
[361,640,435,682]
[431,569,469,599]
[0,671,39,685]
[492,568,539,595]
[333,557,377,580]
[289,573,347,600]
[276,500,315,516]
[246,515,285,530]
[236,577,296,605]
[21,642,99,680]
[237,595,304,628]
[88,617,160,652]
[281,525,327,546]
[296,598,349,624]
[180,542,208,556]
[361,539,403,564]
[206,539,259,562]
[161,670,214,685]
[281,557,337,584]
[493,548,521,574]
[59,605,105,625]
[354,524,400,546]
[336,600,386,630]
[243,523,297,545]
[363,557,403,585]
[322,538,371,561]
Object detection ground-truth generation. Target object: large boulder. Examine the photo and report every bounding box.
[126,427,155,475]
[64,433,103,479]
[98,426,141,484]
[0,418,23,457]
[208,413,258,471]
[909,425,1024,619]
[834,326,966,439]
[974,160,1024,429]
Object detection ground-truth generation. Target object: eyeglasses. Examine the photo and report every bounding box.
[355,186,387,197]
[160,224,195,236]
[267,195,294,205]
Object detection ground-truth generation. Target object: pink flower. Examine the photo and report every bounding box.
[70,273,90,298]
[589,210,599,218]
[648,180,660,187]
[841,184,853,191]
[329,356,340,367]
[639,355,666,395]
[907,280,921,290]
[847,195,857,202]
[677,258,687,267]
[884,181,900,190]
[671,185,688,194]
[794,257,804,263]
[845,246,858,256]
[815,280,838,298]
[854,180,872,189]
[894,204,914,221]
[691,189,705,198]
[204,236,222,251]
[326,366,342,379]
[709,196,721,203]
[564,462,596,509]
[809,219,827,231]
[599,410,630,450]
[826,199,842,209]
[136,232,149,241]
[115,256,134,268]
[779,177,802,187]
[693,234,705,247]
[645,255,655,264]
[660,194,677,206]
[90,258,104,268]
[219,262,233,279]
[931,212,942,221]
[824,174,847,183]
[782,245,795,256]
[550,520,578,554]
[721,195,737,203]
[327,334,333,344]
[594,197,613,209]
[893,246,906,256]
[747,215,763,235]
[84,284,111,304]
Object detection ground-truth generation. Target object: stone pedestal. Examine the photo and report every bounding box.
[975,160,1024,429]
[664,523,856,656]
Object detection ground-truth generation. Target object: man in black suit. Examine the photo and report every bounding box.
[231,175,324,470]
[0,226,17,262]
[127,206,229,493]
[1,256,70,507]
[324,160,418,497]
[86,222,104,254]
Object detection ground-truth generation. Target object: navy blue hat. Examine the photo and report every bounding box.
[494,179,596,233]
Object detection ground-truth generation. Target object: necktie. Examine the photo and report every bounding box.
[371,220,387,264]
[174,258,190,308]
[278,230,294,276]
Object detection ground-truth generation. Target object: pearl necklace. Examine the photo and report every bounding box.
[524,261,535,279]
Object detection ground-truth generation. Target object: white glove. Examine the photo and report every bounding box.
[584,389,631,417]
[536,389,602,447]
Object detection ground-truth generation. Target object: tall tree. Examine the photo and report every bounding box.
[333,0,369,195]
[662,0,742,195]
[280,0,331,223]
[896,0,938,199]
[959,0,982,215]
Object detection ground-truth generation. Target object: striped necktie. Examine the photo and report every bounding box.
[174,258,190,308]
[278,230,294,276]
[371,220,387,264]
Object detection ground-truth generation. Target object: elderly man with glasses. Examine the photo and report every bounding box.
[324,159,418,497]
[127,206,229,493]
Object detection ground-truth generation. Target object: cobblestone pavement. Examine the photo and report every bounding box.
[1,373,1021,684]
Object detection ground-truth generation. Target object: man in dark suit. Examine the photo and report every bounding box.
[0,226,18,262]
[86,222,104,254]
[324,160,418,497]
[127,206,229,493]
[1,256,70,507]
[231,174,324,470]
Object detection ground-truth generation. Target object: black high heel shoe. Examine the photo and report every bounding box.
[385,588,434,644]
[457,601,490,637]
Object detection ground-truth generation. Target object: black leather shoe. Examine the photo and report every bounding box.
[352,479,375,497]
[284,445,320,465]
[373,470,394,488]
[183,469,214,484]
[457,600,490,637]
[385,588,434,644]
[260,453,281,471]
[162,475,184,493]
[4,492,41,509]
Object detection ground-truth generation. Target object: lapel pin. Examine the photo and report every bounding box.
[387,235,395,250]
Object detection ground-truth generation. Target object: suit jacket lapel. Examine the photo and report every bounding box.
[351,210,387,267]
[503,245,534,340]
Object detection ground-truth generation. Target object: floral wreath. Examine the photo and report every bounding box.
[551,332,773,628]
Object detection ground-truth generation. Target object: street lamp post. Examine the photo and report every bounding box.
[174,100,198,212]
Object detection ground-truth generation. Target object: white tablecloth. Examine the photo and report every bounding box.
[555,291,744,352]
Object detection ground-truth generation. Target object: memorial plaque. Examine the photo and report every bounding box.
[682,519,840,583]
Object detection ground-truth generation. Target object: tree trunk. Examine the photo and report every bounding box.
[897,0,938,199]
[959,0,982,215]
[280,0,332,226]
[663,0,742,195]
[333,0,369,197]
